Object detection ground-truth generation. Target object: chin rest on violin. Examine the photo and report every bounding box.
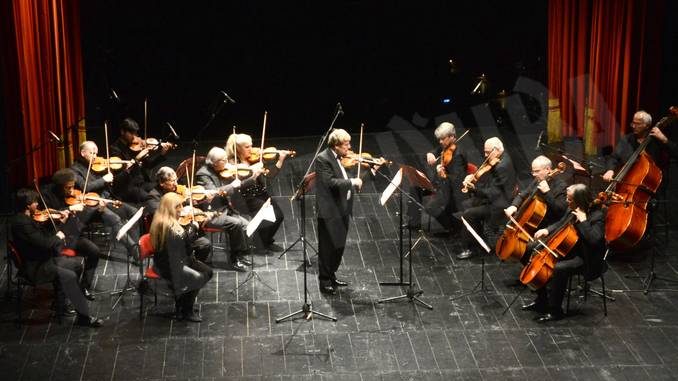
[340,151,391,168]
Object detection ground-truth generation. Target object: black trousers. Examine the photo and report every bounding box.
[317,215,349,286]
[244,195,284,247]
[71,237,100,289]
[407,185,456,230]
[459,199,504,252]
[27,256,90,316]
[535,256,584,314]
[175,258,213,314]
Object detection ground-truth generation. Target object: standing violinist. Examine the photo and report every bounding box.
[456,137,516,260]
[109,118,172,203]
[523,184,605,322]
[144,166,212,262]
[195,147,251,272]
[408,122,468,233]
[225,133,287,252]
[503,155,568,264]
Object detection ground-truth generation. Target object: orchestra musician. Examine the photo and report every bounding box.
[456,137,516,260]
[315,129,363,295]
[408,122,468,233]
[109,118,172,203]
[39,169,103,299]
[144,166,212,262]
[602,110,678,182]
[225,133,287,252]
[11,189,104,327]
[504,155,568,264]
[150,192,213,322]
[195,147,251,272]
[523,184,605,322]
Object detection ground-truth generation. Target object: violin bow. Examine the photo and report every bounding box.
[260,111,267,165]
[33,178,59,232]
[104,120,112,177]
[434,129,468,161]
[144,98,148,141]
[232,126,239,167]
[187,149,196,221]
[356,123,364,181]
[83,154,93,202]
[507,215,534,242]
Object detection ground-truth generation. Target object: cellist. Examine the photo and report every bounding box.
[503,155,568,264]
[408,122,468,234]
[602,110,678,182]
[456,137,516,260]
[523,184,605,323]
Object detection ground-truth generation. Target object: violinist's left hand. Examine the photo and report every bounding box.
[103,172,114,183]
[463,174,475,190]
[572,208,587,222]
[649,127,669,144]
[160,142,173,154]
[58,212,69,224]
[537,180,550,193]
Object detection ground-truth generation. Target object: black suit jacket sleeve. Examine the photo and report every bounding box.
[10,214,62,261]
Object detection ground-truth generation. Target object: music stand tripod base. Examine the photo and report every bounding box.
[110,252,137,311]
[275,302,337,322]
[378,288,433,310]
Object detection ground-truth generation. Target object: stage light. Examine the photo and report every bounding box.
[442,98,452,104]
[471,73,489,95]
[448,59,458,74]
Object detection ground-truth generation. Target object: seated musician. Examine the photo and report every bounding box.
[504,155,568,264]
[195,147,251,272]
[43,168,140,266]
[523,183,605,322]
[109,118,172,203]
[144,166,212,262]
[11,189,103,327]
[603,110,678,182]
[150,192,213,322]
[71,141,140,228]
[40,169,104,299]
[225,133,287,252]
[457,137,516,260]
[408,122,468,233]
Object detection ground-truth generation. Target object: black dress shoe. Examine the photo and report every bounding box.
[456,249,473,260]
[182,312,203,323]
[319,284,337,295]
[238,257,252,266]
[333,279,349,287]
[266,242,285,252]
[83,288,96,301]
[76,314,104,328]
[536,312,564,323]
[521,301,547,313]
[230,260,248,272]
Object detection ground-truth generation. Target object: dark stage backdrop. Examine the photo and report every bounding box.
[80,1,548,140]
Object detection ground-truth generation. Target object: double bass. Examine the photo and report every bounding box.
[495,162,566,262]
[603,107,677,251]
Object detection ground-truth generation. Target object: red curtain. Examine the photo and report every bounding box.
[0,0,85,187]
[547,0,664,154]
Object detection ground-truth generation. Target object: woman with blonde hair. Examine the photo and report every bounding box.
[150,192,213,322]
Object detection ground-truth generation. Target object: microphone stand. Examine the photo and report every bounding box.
[276,105,342,323]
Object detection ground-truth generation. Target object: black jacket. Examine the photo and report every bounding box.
[315,148,354,219]
[472,152,517,209]
[70,158,110,196]
[10,213,62,262]
[511,176,568,228]
[605,133,678,172]
[194,164,239,211]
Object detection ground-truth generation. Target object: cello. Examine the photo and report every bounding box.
[495,162,566,262]
[603,107,677,251]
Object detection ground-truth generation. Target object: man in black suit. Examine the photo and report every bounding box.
[315,129,363,295]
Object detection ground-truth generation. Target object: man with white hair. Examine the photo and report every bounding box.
[603,110,677,181]
[195,147,251,272]
[456,136,516,260]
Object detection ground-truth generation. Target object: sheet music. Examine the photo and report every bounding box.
[247,198,277,237]
[116,207,144,241]
[380,168,402,205]
[461,216,491,253]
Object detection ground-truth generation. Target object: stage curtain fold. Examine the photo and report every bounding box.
[1,0,85,187]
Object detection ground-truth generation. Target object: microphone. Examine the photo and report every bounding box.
[535,130,544,151]
[336,102,344,116]
[220,91,236,104]
[110,88,120,103]
[47,130,62,144]
[165,122,180,140]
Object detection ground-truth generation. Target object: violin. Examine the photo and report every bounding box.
[91,156,134,173]
[461,147,501,193]
[219,162,268,180]
[129,136,177,161]
[175,184,221,202]
[437,130,468,179]
[247,147,296,163]
[65,189,122,208]
[33,208,68,223]
[340,151,391,168]
[178,206,212,226]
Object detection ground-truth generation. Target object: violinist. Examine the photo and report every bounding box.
[195,147,251,272]
[10,189,103,327]
[523,184,605,323]
[109,118,170,203]
[225,133,287,252]
[37,169,103,301]
[503,155,568,264]
[315,129,363,295]
[456,137,516,260]
[603,110,678,182]
[144,167,212,262]
[408,122,468,232]
[71,141,139,226]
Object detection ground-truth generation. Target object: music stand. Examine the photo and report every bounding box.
[230,199,277,294]
[451,216,495,300]
[376,165,435,309]
[111,207,144,311]
[279,172,318,266]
